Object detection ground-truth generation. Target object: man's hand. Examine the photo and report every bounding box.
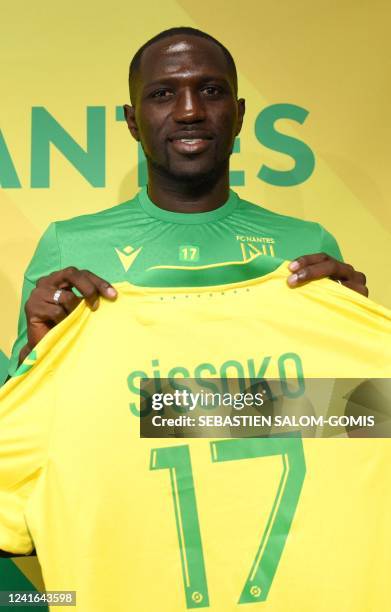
[20,268,117,363]
[287,253,368,297]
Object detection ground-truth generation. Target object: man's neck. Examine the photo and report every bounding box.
[146,164,230,213]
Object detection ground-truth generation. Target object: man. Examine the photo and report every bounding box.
[8,26,368,377]
[1,30,389,609]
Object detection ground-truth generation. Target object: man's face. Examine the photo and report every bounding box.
[124,35,245,180]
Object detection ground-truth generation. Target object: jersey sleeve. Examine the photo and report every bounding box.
[8,223,61,377]
[0,367,55,555]
[319,225,343,261]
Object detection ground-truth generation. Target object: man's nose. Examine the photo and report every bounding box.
[173,89,206,123]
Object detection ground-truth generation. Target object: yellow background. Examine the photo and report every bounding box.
[0,0,390,591]
[1,0,391,362]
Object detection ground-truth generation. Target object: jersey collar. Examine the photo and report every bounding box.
[137,186,239,224]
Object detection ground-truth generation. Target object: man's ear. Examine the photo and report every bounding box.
[123,104,140,142]
[235,98,246,136]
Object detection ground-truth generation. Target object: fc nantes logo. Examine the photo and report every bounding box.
[239,242,274,260]
[240,242,263,262]
[237,235,275,258]
[115,245,142,272]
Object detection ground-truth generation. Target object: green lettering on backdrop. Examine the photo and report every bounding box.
[0,131,21,188]
[31,107,105,188]
[230,137,245,186]
[0,105,316,189]
[255,103,315,186]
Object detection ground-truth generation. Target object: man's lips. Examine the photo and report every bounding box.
[168,135,213,155]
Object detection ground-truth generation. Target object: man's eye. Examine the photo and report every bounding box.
[202,86,221,96]
[151,89,173,98]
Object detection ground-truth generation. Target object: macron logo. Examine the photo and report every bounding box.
[115,245,142,272]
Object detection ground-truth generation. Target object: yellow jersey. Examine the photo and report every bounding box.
[0,263,390,611]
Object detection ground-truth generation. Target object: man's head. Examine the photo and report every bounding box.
[124,27,245,183]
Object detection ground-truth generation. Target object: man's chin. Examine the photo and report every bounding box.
[151,158,227,184]
[168,169,218,183]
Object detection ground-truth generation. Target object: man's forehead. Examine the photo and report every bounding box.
[139,35,230,81]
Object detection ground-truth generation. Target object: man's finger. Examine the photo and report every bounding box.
[36,271,98,310]
[287,259,349,286]
[49,269,116,309]
[76,270,117,299]
[47,288,82,314]
[288,253,330,272]
[340,281,369,297]
[46,268,117,302]
[352,271,367,287]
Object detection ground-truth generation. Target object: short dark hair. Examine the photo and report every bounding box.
[128,26,238,103]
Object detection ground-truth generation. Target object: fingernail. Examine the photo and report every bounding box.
[289,261,300,272]
[106,287,117,298]
[287,274,298,286]
[92,300,99,311]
